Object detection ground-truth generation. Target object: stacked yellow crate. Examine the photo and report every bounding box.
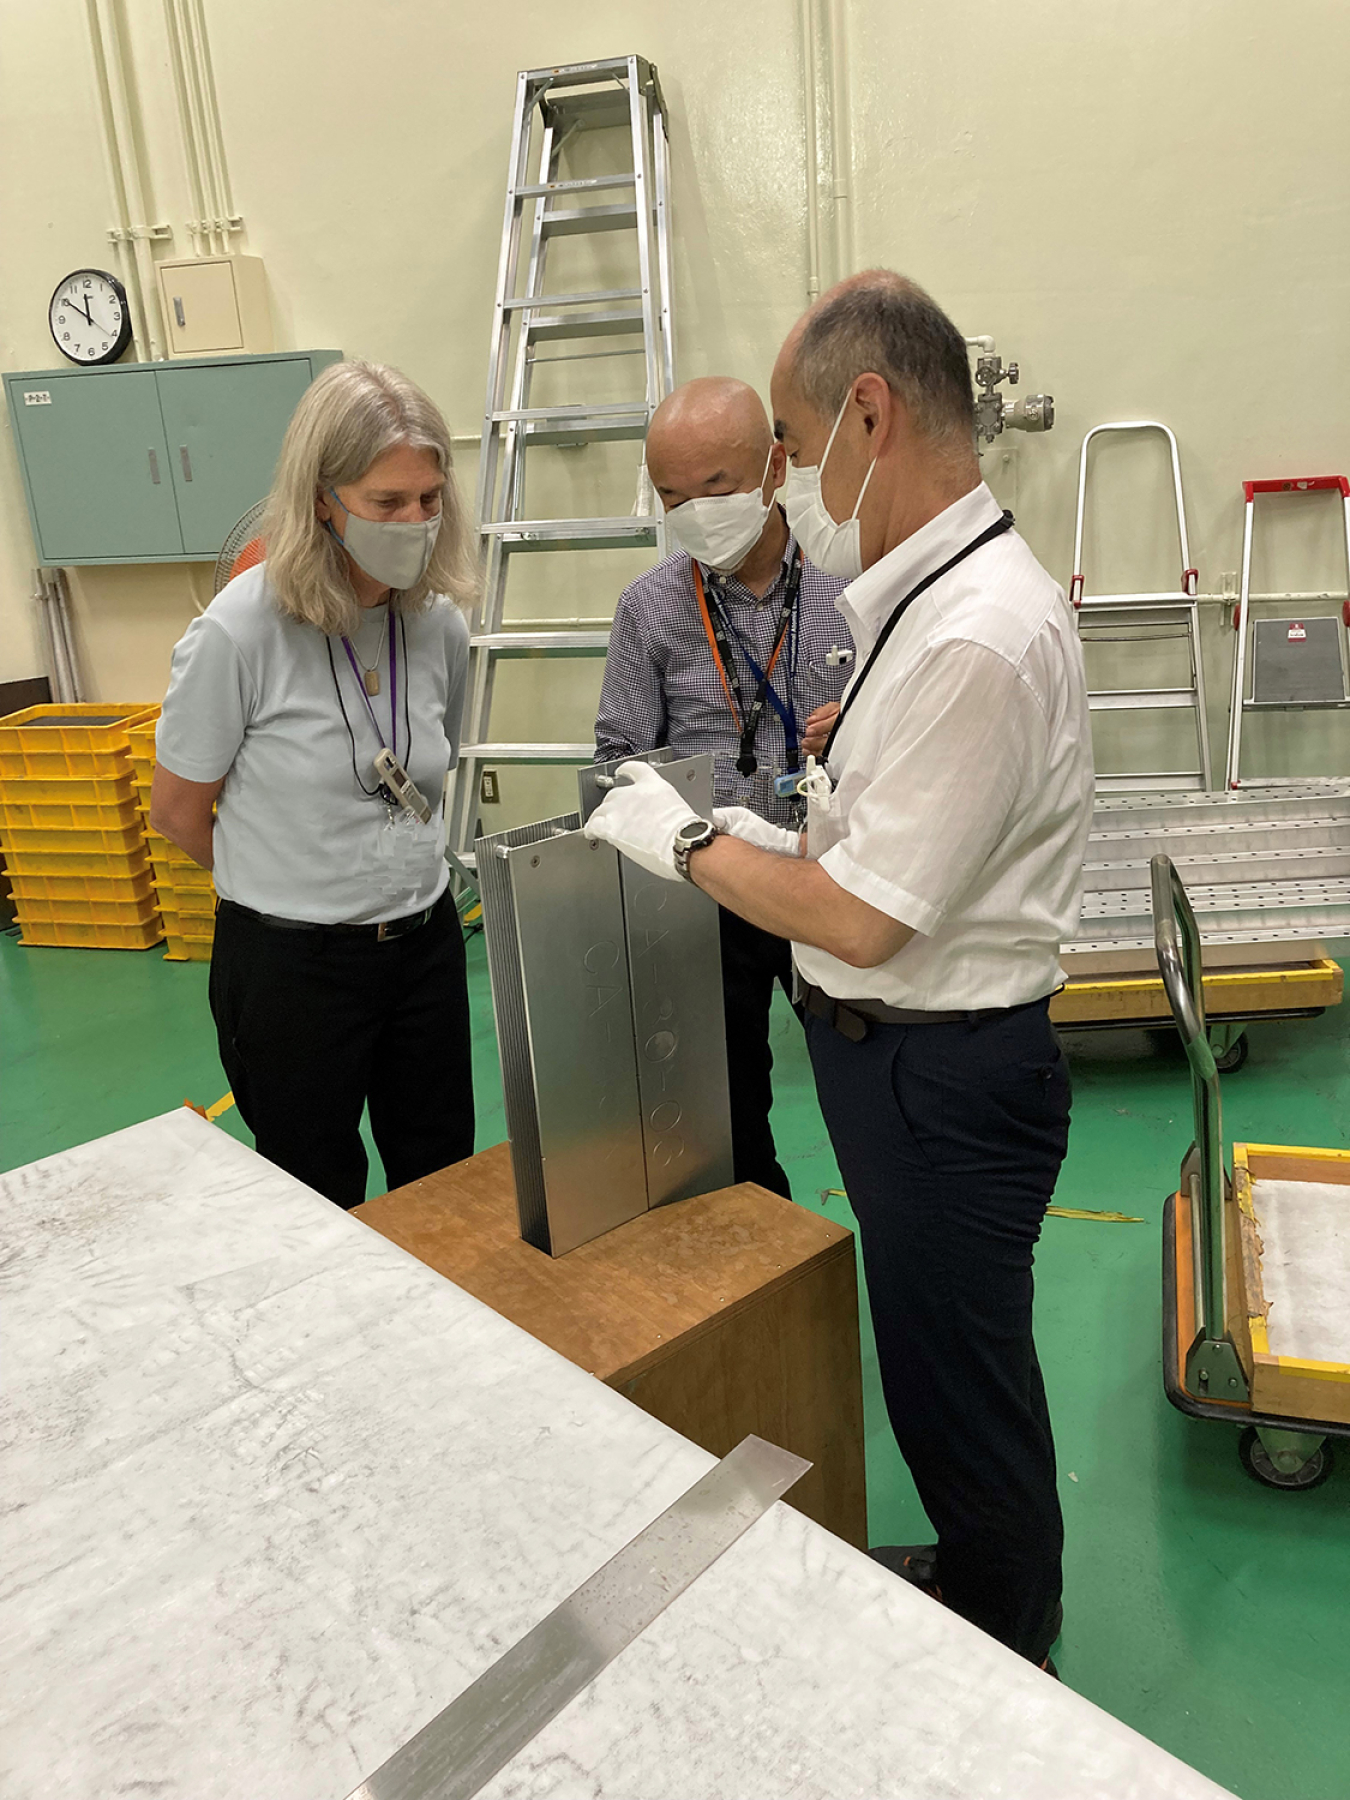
[0,704,163,950]
[126,715,216,962]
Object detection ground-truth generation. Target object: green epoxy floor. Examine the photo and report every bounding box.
[3,922,1349,1800]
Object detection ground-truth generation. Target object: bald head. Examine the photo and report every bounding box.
[645,377,778,508]
[773,269,976,456]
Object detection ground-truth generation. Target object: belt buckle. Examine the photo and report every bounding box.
[376,919,394,943]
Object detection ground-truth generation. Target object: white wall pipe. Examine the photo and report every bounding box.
[161,0,209,255]
[800,0,822,302]
[83,1,152,360]
[170,0,221,250]
[86,0,167,360]
[33,573,69,703]
[177,0,239,251]
[825,0,854,281]
[188,0,238,232]
[52,571,86,702]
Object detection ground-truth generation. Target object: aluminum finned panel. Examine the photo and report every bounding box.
[508,829,648,1256]
[477,814,580,1248]
[615,756,734,1209]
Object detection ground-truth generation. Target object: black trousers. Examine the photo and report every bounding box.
[719,907,795,1199]
[209,892,475,1210]
[805,997,1070,1663]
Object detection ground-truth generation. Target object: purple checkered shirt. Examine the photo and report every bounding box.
[595,529,855,827]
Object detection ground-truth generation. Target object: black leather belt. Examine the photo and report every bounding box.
[218,894,442,942]
[801,982,1049,1043]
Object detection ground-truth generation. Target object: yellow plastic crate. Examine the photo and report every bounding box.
[155,882,215,918]
[8,865,155,905]
[159,858,213,890]
[0,841,151,878]
[17,914,164,951]
[163,925,213,962]
[0,793,141,832]
[0,772,134,807]
[15,893,160,927]
[0,821,147,857]
[148,841,205,873]
[0,703,157,781]
[124,713,160,766]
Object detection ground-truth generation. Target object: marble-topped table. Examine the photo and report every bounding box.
[1,1110,1234,1799]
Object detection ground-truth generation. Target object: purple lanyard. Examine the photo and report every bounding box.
[340,616,398,761]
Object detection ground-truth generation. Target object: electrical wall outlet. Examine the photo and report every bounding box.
[479,768,500,805]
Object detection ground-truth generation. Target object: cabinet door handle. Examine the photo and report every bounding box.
[148,449,161,485]
[179,445,193,482]
[173,296,186,328]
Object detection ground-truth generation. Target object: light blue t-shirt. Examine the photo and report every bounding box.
[156,563,469,923]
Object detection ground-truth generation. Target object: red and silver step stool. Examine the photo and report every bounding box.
[1225,475,1350,790]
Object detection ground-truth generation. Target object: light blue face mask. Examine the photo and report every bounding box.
[325,488,441,591]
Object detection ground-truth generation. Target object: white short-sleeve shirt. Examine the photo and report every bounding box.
[795,482,1094,1010]
[155,563,469,924]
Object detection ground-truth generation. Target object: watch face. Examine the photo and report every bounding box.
[49,270,132,365]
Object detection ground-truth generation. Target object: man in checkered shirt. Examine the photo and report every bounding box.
[595,377,854,1196]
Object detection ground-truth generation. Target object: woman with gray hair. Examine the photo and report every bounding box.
[151,359,479,1208]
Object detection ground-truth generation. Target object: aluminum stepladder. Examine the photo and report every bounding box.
[1070,421,1213,792]
[447,56,675,873]
[1225,475,1350,791]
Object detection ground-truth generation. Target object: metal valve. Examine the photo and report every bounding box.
[1003,393,1054,433]
[973,352,1053,446]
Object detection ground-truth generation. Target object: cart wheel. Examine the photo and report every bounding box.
[1238,1427,1334,1491]
[1213,1034,1249,1073]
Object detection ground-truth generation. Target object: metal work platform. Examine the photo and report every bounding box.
[1065,788,1350,955]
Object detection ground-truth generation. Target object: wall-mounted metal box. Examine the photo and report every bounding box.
[157,255,272,357]
[2,350,341,566]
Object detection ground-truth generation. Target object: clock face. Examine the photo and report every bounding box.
[49,269,133,366]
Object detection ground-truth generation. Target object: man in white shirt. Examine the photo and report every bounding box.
[585,270,1093,1671]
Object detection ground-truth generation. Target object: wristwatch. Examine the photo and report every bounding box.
[673,817,719,883]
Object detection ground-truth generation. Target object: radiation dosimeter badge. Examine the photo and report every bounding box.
[374,747,433,823]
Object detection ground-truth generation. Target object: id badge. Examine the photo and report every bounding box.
[370,804,446,896]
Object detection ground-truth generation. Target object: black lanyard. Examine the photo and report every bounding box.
[702,548,804,776]
[823,511,1015,766]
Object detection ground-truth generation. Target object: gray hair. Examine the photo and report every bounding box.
[262,359,478,636]
[793,271,975,450]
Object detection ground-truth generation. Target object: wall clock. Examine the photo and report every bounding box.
[48,269,134,365]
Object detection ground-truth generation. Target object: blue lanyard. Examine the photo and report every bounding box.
[706,571,802,769]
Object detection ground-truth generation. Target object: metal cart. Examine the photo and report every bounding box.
[1153,852,1350,1488]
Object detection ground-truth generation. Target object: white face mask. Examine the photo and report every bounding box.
[782,393,878,580]
[661,447,775,573]
[327,489,441,591]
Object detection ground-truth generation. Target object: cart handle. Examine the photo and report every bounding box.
[1150,854,1216,1081]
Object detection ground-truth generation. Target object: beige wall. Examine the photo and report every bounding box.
[1,0,1347,806]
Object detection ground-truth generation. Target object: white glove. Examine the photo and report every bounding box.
[585,759,706,882]
[713,806,803,857]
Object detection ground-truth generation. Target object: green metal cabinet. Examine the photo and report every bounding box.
[3,350,341,566]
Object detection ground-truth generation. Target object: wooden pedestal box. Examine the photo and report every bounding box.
[354,1144,867,1547]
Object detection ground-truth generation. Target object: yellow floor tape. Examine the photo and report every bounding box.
[820,1188,1142,1223]
[185,1091,235,1123]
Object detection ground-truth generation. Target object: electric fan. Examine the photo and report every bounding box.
[213,500,268,596]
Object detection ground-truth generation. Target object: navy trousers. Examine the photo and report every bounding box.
[805,996,1070,1662]
[719,907,795,1199]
